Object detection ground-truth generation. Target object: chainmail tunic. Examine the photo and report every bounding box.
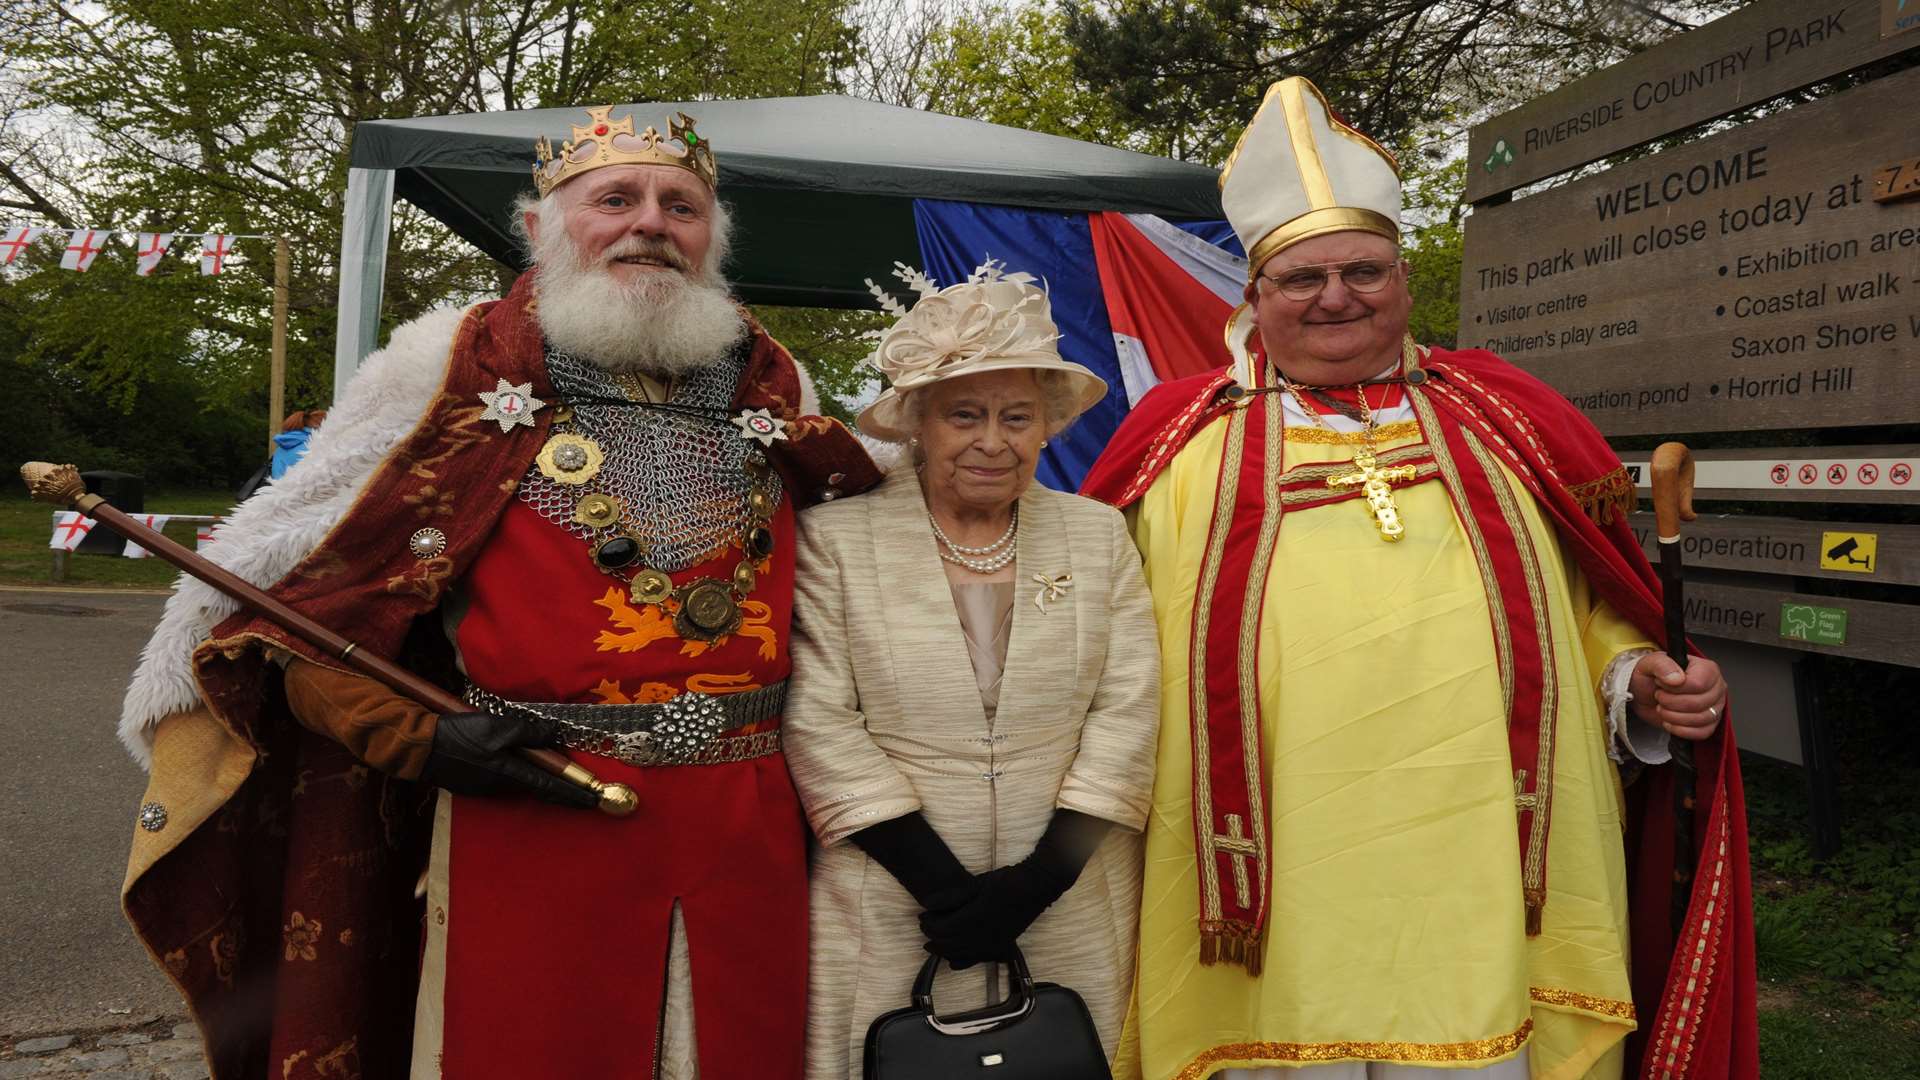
[516,343,781,573]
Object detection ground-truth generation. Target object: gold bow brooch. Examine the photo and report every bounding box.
[1032,572,1073,613]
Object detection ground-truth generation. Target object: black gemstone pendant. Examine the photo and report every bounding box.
[592,535,641,570]
[747,525,776,559]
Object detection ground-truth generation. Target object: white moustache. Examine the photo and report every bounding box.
[599,238,692,275]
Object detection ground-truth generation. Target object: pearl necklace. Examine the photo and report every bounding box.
[929,508,1018,574]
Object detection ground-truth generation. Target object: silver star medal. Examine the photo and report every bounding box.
[731,407,789,447]
[478,379,545,432]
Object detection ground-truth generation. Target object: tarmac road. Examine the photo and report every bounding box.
[0,586,186,1035]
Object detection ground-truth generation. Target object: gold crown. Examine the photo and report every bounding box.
[531,106,717,197]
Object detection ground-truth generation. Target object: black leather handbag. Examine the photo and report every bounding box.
[862,946,1109,1079]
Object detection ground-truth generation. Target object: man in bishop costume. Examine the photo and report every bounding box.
[116,106,878,1079]
[1082,79,1757,1080]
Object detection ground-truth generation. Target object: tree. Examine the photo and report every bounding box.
[0,0,860,482]
[1060,1,1749,163]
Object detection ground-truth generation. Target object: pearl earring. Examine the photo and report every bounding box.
[1039,440,1049,448]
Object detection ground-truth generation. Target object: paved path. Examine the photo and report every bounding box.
[0,589,203,1077]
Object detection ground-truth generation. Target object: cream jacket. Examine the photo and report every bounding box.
[785,467,1161,1078]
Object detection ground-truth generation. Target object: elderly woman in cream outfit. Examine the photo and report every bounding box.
[784,263,1161,1078]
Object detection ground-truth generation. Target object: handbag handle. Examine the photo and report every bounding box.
[910,947,1037,1036]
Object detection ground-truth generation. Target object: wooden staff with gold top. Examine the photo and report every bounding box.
[1649,442,1699,933]
[20,461,638,817]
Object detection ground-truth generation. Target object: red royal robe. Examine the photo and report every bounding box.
[1081,344,1758,1080]
[125,270,881,1080]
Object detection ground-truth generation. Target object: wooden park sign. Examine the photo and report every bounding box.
[1674,580,1920,667]
[1626,512,1920,585]
[1458,64,1920,437]
[1466,0,1919,203]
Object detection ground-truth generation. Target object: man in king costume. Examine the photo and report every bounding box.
[1081,79,1757,1080]
[116,106,880,1079]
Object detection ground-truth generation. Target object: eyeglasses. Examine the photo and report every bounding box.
[1257,259,1401,301]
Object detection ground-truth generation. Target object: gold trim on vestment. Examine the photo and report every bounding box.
[1247,209,1399,278]
[1171,1018,1533,1079]
[1189,405,1249,934]
[1463,429,1561,933]
[1567,467,1637,525]
[1230,389,1284,972]
[1655,810,1731,1079]
[1529,986,1636,1022]
[1283,419,1421,445]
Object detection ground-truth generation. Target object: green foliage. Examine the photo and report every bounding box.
[1059,1,1746,162]
[1403,155,1465,349]
[753,305,886,422]
[1744,656,1920,1017]
[916,4,1129,145]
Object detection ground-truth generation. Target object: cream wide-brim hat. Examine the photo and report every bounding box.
[855,267,1109,442]
[856,354,1108,443]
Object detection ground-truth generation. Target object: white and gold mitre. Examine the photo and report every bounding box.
[1220,77,1401,277]
[532,105,717,197]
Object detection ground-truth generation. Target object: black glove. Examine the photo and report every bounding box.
[418,711,599,810]
[919,810,1112,968]
[850,812,979,915]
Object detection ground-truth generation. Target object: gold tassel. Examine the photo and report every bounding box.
[1199,924,1266,974]
[1524,888,1546,936]
[1568,468,1635,526]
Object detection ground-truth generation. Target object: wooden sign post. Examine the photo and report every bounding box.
[1460,3,1920,855]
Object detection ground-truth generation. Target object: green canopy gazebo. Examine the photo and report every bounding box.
[334,95,1222,390]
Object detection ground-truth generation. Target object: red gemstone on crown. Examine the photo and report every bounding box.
[594,124,608,135]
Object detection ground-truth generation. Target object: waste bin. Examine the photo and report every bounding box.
[76,470,143,554]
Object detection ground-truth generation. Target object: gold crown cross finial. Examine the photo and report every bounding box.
[570,105,636,146]
[532,105,719,197]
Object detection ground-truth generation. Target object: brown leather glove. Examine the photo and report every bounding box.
[282,657,437,778]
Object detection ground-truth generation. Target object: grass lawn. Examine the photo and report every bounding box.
[1743,653,1920,1077]
[0,487,237,589]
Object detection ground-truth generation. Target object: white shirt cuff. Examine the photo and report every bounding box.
[1602,647,1671,765]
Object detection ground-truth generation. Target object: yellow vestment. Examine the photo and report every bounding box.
[1121,419,1652,1080]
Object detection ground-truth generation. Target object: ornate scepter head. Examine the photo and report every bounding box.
[20,462,103,513]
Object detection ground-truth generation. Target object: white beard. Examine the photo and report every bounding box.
[531,230,747,375]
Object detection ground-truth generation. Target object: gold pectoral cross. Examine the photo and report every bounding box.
[1328,449,1419,542]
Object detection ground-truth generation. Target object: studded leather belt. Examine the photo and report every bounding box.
[463,681,786,768]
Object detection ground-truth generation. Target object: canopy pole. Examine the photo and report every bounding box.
[332,167,394,400]
[269,235,289,455]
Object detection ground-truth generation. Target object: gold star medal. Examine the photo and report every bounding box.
[731,408,788,447]
[478,379,544,432]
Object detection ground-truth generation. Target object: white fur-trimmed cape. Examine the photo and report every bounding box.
[119,306,471,768]
[118,303,823,769]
